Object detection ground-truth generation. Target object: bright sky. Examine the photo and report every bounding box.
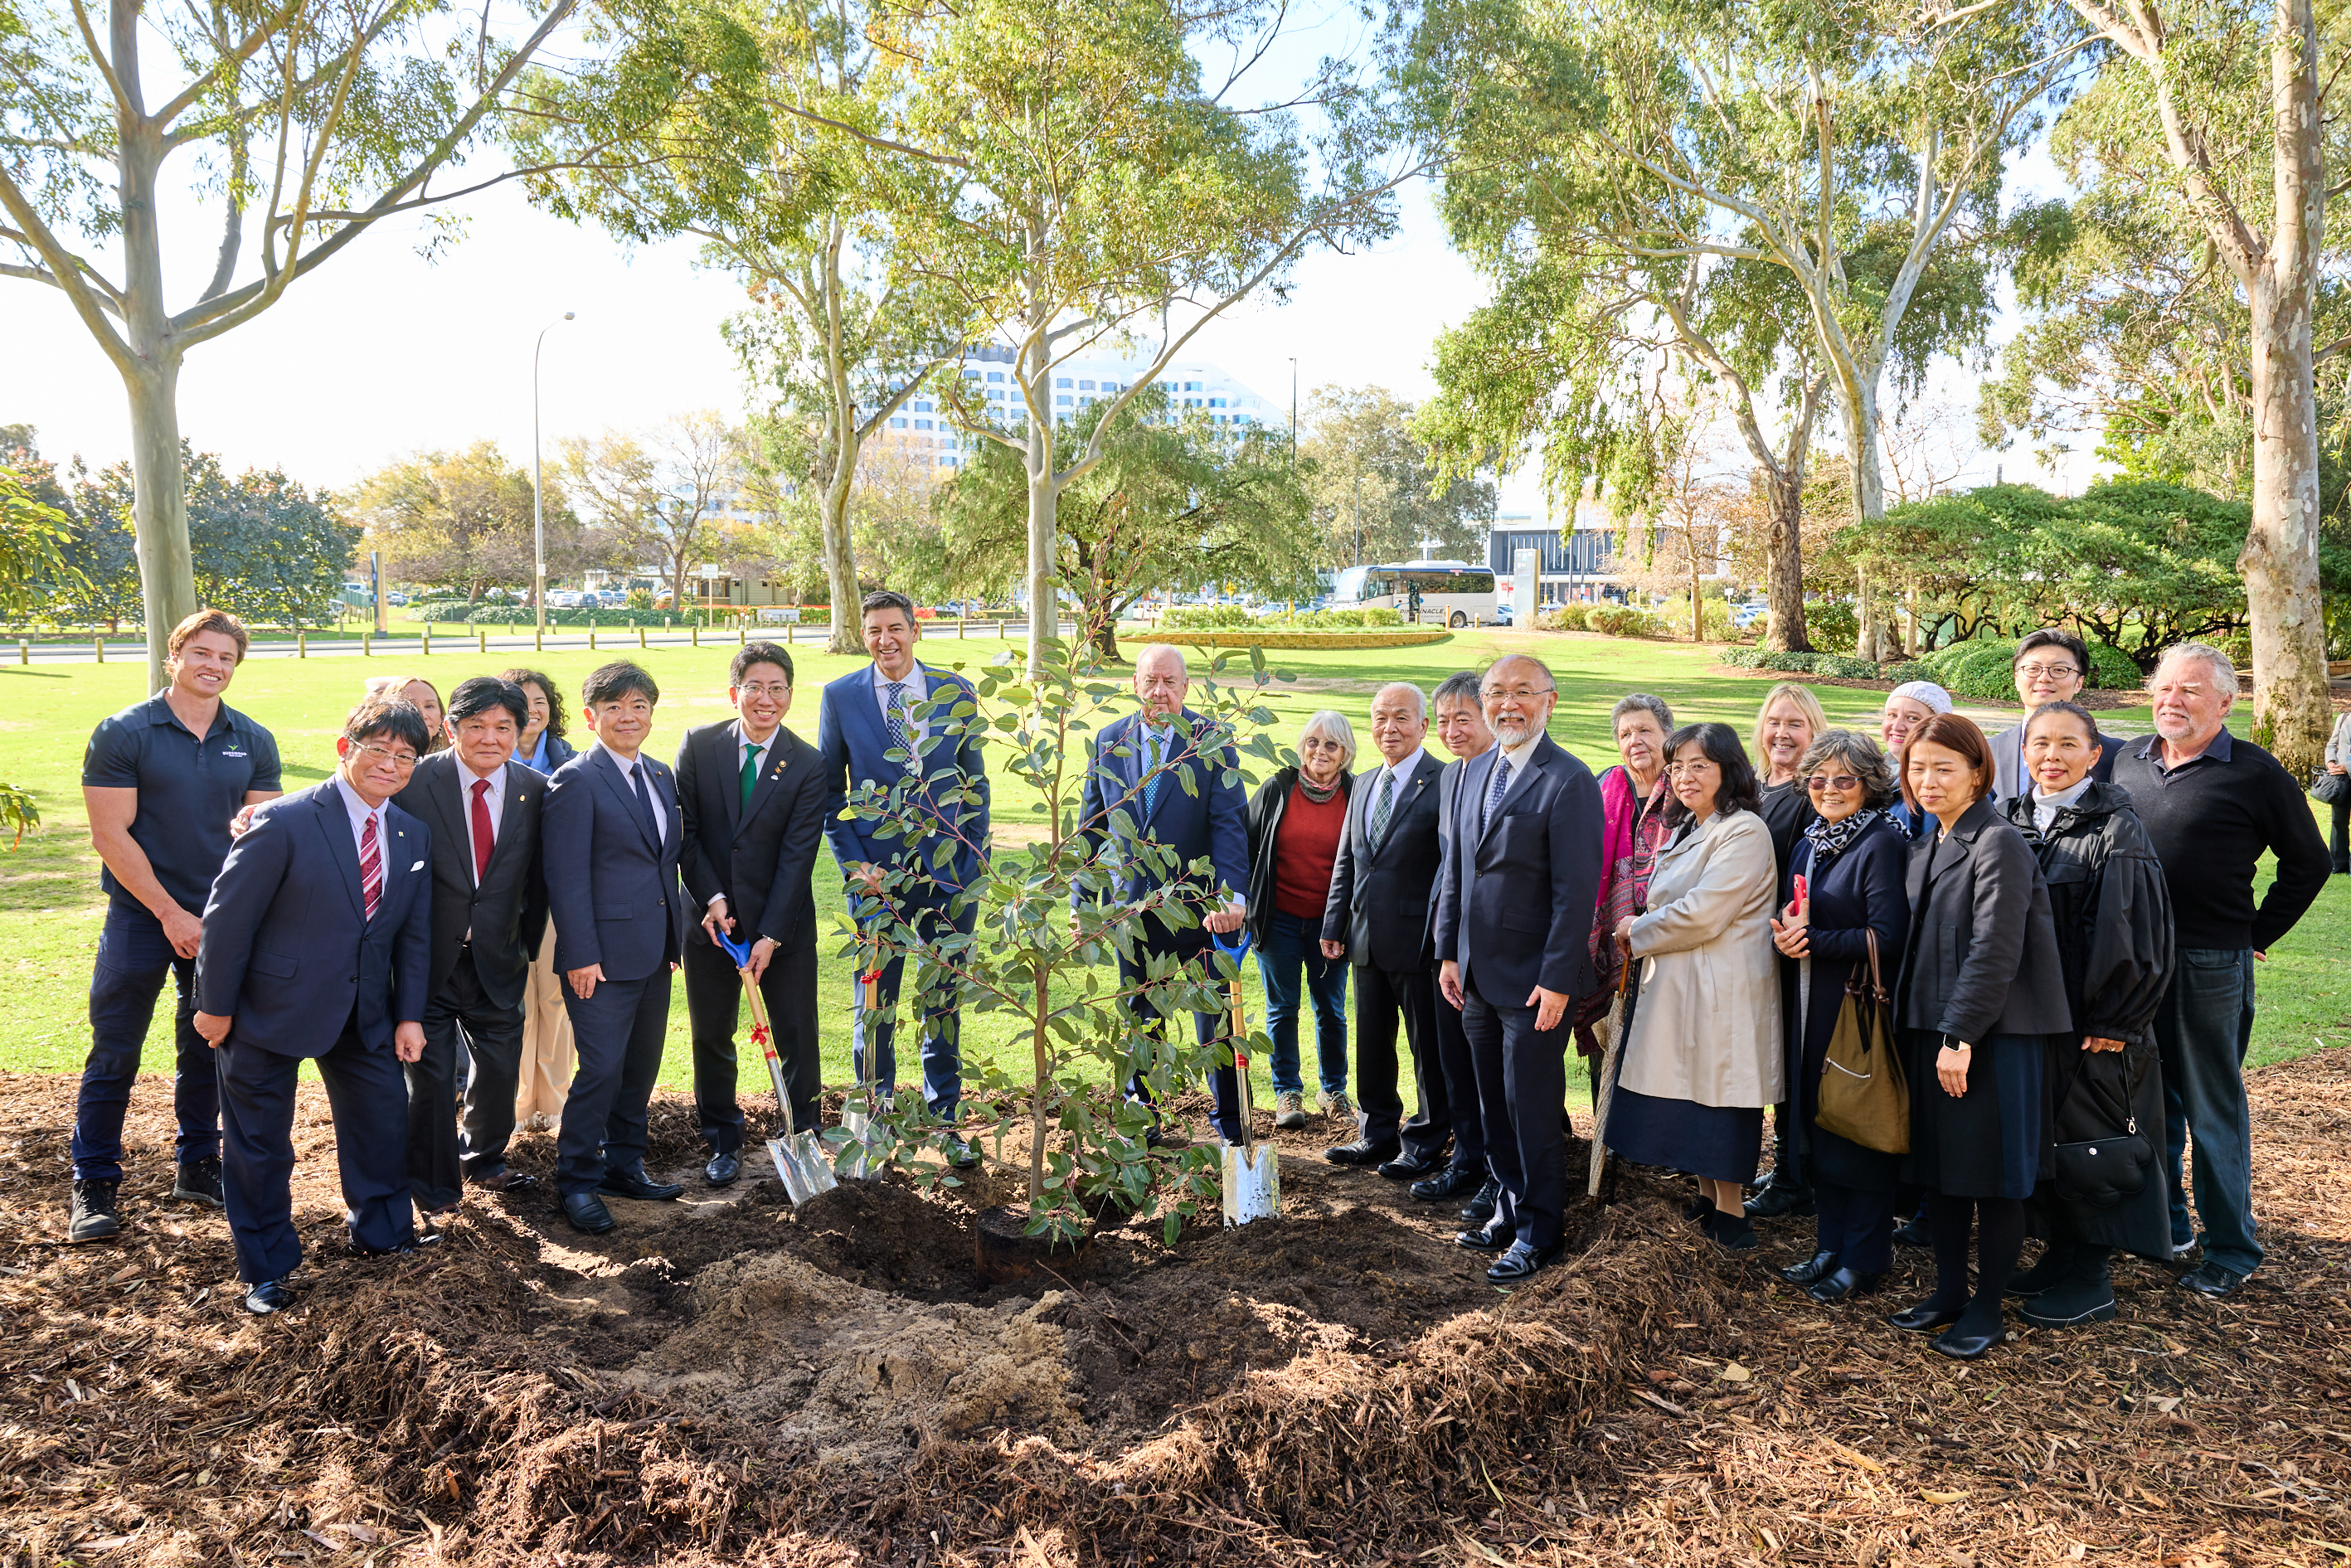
[9,31,2096,520]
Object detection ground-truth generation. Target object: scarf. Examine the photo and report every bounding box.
[1802,806,1881,872]
[1295,770,1342,805]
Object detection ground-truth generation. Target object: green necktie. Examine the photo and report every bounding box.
[740,740,762,810]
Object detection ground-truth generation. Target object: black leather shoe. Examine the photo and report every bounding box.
[1892,1214,1931,1248]
[705,1152,741,1187]
[347,1231,443,1259]
[1743,1182,1816,1220]
[244,1279,298,1315]
[469,1168,537,1193]
[1455,1221,1513,1252]
[2005,1243,2074,1297]
[943,1134,982,1169]
[1703,1210,1760,1253]
[598,1166,685,1201]
[172,1156,226,1209]
[563,1192,617,1233]
[1681,1195,1714,1223]
[1487,1238,1566,1282]
[1411,1164,1484,1201]
[1779,1249,1839,1285]
[1324,1139,1402,1168]
[1805,1267,1885,1303]
[1889,1300,1965,1333]
[67,1179,122,1245]
[1932,1325,2004,1360]
[2174,1261,2248,1299]
[1459,1180,1499,1226]
[1377,1148,1446,1180]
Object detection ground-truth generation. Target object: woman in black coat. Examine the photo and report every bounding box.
[1891,712,2072,1360]
[2000,701,2176,1328]
[1767,731,1911,1303]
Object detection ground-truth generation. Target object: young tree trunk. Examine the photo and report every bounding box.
[1688,550,1703,644]
[124,361,194,697]
[1026,462,1059,677]
[820,463,863,656]
[2242,0,2332,777]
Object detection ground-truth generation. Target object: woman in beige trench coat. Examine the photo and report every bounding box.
[1605,721,1783,1253]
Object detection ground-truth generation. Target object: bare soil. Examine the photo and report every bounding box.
[3,1051,2347,1566]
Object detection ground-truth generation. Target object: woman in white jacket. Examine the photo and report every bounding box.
[1606,721,1784,1253]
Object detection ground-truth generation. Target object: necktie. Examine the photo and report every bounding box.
[1481,755,1513,837]
[359,812,382,920]
[1368,767,1396,851]
[1142,727,1164,818]
[740,740,762,811]
[629,760,660,845]
[884,681,916,774]
[470,777,494,885]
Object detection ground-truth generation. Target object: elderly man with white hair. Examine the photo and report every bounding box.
[1319,682,1457,1173]
[2109,643,2330,1299]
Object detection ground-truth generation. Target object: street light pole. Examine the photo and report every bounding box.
[532,312,576,633]
[1288,357,1297,459]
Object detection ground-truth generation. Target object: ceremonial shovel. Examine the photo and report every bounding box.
[1212,930,1280,1226]
[1586,959,1633,1198]
[714,931,836,1205]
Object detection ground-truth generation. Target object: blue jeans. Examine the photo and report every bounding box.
[2156,949,2262,1276]
[1255,910,1348,1098]
[74,904,221,1182]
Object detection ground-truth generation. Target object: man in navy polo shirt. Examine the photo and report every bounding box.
[70,609,282,1244]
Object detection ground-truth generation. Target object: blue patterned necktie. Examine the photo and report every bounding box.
[629,759,660,844]
[1141,726,1165,818]
[1368,767,1396,852]
[884,680,916,774]
[1480,755,1512,837]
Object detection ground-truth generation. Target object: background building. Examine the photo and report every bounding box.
[1489,498,1624,605]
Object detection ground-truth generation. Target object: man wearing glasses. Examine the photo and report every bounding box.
[1433,655,1604,1282]
[1989,628,2122,803]
[194,697,435,1313]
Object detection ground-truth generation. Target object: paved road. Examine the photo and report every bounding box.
[7,621,1055,667]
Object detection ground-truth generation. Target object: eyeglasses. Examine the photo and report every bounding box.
[2016,663,2081,681]
[736,682,790,699]
[1805,774,1863,793]
[1480,685,1557,703]
[1664,759,1719,774]
[353,742,419,770]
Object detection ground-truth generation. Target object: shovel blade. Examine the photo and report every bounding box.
[1220,1143,1280,1226]
[768,1134,838,1206]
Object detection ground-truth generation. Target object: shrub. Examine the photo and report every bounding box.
[1659,597,1746,643]
[1814,655,1882,680]
[1537,604,1589,632]
[1805,600,1858,653]
[1718,644,1765,667]
[1752,649,1821,672]
[1586,604,1664,638]
[1266,607,1404,629]
[2088,642,2141,689]
[1159,604,1256,629]
[1882,660,1938,685]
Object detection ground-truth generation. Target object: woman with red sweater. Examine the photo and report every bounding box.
[1244,711,1357,1132]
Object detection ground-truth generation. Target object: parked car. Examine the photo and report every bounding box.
[384,591,409,607]
[1730,600,1768,629]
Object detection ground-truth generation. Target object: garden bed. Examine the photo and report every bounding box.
[1134,629,1456,651]
[3,1052,2347,1565]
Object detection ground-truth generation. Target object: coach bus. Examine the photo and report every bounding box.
[1330,561,1500,628]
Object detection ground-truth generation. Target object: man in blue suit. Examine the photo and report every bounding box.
[1434,654,1603,1283]
[542,661,690,1233]
[1075,643,1251,1144]
[193,697,435,1314]
[816,590,989,1158]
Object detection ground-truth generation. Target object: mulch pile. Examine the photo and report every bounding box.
[3,1048,2347,1566]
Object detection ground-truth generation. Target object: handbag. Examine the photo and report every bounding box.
[1814,927,1910,1155]
[2052,1047,2155,1207]
[2311,765,2351,807]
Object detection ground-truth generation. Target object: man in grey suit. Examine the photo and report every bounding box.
[391,677,547,1217]
[1434,655,1604,1282]
[1320,681,1455,1176]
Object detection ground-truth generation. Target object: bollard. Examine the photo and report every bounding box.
[534,626,543,653]
[997,618,1006,639]
[362,634,371,658]
[478,629,487,653]
[637,622,647,649]
[690,622,698,648]
[959,612,967,639]
[17,639,27,665]
[590,624,597,650]
[298,631,308,658]
[737,622,746,645]
[95,637,104,663]
[422,628,431,657]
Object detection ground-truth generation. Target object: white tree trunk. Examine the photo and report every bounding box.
[1026,459,1058,676]
[119,102,195,697]
[821,463,863,656]
[1838,379,1892,662]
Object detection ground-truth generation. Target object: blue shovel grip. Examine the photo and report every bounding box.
[714,929,754,969]
[1212,929,1252,964]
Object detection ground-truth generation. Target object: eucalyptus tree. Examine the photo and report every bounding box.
[852,0,1434,674]
[1401,0,2070,656]
[0,0,658,690]
[1988,0,2346,769]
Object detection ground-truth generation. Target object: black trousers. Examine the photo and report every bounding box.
[218,1015,410,1283]
[1353,962,1450,1158]
[1461,992,1571,1247]
[682,938,820,1151]
[2330,792,2349,872]
[406,945,527,1211]
[1431,978,1486,1173]
[1116,927,1240,1142]
[556,967,671,1196]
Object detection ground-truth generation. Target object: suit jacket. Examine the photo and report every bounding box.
[1432,734,1604,1010]
[816,661,990,896]
[1075,707,1249,910]
[392,753,547,1009]
[1989,721,2123,806]
[196,782,433,1058]
[1896,796,2072,1041]
[542,744,687,983]
[1322,750,1446,972]
[677,720,825,954]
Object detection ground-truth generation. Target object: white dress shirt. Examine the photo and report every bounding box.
[595,742,667,842]
[332,775,388,908]
[872,662,929,753]
[457,759,508,884]
[709,721,782,910]
[1363,750,1424,837]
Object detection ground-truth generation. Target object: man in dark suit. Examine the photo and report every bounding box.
[816,590,989,1158]
[1425,671,1499,1223]
[1319,681,1454,1175]
[542,661,689,1234]
[678,642,827,1185]
[1434,654,1604,1282]
[1075,643,1251,1143]
[391,677,547,1218]
[193,697,435,1313]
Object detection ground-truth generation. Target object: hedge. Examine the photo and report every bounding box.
[1133,629,1455,651]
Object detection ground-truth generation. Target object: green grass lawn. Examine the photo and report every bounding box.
[1,629,2341,1105]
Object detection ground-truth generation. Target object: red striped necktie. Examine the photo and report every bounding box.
[361,812,382,920]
